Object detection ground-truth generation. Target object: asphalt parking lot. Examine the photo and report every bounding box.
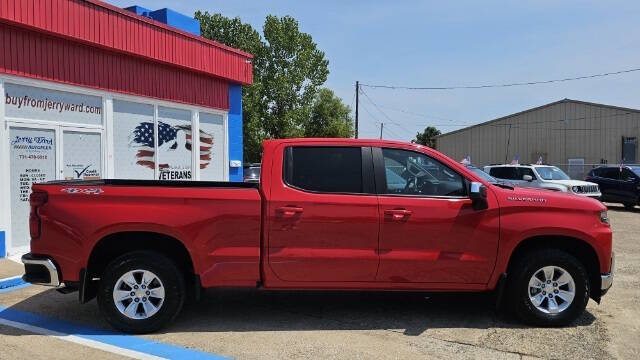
[0,203,638,360]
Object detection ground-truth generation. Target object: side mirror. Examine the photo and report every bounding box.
[469,181,488,210]
[523,174,533,182]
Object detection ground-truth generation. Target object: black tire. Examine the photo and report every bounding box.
[97,251,185,334]
[507,249,590,327]
[623,203,635,210]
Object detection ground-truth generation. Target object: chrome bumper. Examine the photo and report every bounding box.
[601,252,615,291]
[21,254,61,287]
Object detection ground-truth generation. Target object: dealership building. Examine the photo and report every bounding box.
[0,0,253,257]
[436,99,639,178]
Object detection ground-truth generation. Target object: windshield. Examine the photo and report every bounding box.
[630,166,640,177]
[535,166,570,180]
[467,166,498,183]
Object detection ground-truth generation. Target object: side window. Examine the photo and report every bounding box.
[600,168,619,180]
[381,148,466,196]
[621,169,637,182]
[518,167,536,180]
[490,167,518,180]
[284,146,363,193]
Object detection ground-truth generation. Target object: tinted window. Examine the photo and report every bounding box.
[599,168,620,180]
[382,148,466,196]
[284,147,362,193]
[490,167,519,180]
[621,169,638,181]
[518,167,536,180]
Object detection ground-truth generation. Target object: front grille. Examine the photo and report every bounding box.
[575,185,599,194]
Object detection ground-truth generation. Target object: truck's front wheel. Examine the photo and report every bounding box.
[97,251,185,333]
[508,249,590,326]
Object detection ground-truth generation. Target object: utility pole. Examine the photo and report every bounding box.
[355,81,359,139]
[380,123,384,139]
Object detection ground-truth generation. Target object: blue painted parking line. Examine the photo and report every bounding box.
[0,305,227,359]
[0,276,31,293]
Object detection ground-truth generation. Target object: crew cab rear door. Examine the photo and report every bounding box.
[373,146,500,284]
[265,144,379,283]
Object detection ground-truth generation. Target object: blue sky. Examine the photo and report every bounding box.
[108,0,640,140]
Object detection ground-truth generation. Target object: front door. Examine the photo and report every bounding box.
[374,147,500,284]
[8,126,57,254]
[267,145,379,283]
[7,124,103,255]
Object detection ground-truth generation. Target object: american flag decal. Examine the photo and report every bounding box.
[130,121,214,170]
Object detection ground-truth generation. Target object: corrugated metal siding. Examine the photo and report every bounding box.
[0,0,252,85]
[436,100,640,168]
[0,23,229,110]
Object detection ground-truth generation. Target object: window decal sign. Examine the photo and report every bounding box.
[5,83,102,125]
[129,121,214,180]
[9,127,56,249]
[63,132,101,180]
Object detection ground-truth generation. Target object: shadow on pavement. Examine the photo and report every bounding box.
[0,287,597,337]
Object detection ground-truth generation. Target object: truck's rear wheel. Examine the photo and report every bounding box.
[97,251,185,333]
[507,249,589,326]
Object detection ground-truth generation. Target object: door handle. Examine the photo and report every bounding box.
[276,206,304,217]
[384,209,412,221]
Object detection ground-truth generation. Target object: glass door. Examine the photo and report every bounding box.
[8,126,57,252]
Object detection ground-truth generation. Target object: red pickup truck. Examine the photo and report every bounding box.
[22,139,614,333]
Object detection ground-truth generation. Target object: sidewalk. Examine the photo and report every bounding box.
[0,259,24,279]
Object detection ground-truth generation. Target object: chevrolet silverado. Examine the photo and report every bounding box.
[22,139,614,333]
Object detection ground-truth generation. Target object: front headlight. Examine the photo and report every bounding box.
[600,210,610,225]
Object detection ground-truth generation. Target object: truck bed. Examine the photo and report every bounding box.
[38,179,259,189]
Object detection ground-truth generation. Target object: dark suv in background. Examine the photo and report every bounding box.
[586,165,640,210]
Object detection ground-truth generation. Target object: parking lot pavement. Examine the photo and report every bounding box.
[0,205,638,359]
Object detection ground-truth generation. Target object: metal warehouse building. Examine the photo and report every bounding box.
[0,0,253,257]
[436,99,639,178]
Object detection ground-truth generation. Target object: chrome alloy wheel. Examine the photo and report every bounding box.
[113,270,165,320]
[528,266,575,314]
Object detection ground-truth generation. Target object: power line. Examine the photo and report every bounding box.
[359,103,403,138]
[360,67,640,91]
[375,104,461,123]
[359,88,415,134]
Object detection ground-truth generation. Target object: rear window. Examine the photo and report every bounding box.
[489,167,519,180]
[284,146,363,193]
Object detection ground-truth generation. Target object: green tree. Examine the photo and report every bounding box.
[195,12,330,162]
[305,88,354,138]
[414,126,441,148]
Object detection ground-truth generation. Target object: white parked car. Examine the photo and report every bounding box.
[483,164,601,198]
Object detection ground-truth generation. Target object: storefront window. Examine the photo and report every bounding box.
[4,83,102,125]
[156,107,192,180]
[199,112,225,181]
[113,100,155,179]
